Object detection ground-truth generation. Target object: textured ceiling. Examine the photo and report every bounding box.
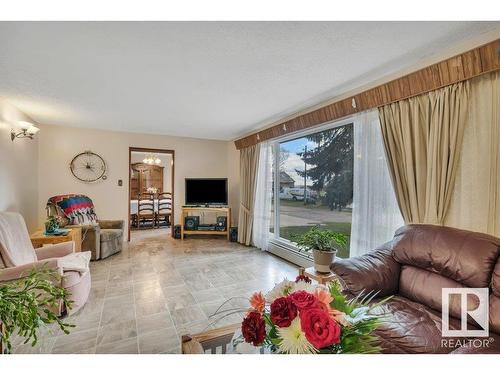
[0,21,499,140]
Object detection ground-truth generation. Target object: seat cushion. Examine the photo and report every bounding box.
[100,228,122,242]
[373,295,460,354]
[450,330,500,354]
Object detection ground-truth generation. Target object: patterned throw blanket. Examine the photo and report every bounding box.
[47,194,98,225]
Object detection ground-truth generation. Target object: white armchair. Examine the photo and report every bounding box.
[0,212,91,315]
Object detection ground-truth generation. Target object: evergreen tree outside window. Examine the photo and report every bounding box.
[270,123,354,258]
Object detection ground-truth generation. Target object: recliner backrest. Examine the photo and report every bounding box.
[0,212,37,267]
[390,225,500,333]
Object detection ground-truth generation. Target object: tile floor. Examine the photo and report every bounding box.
[13,229,298,354]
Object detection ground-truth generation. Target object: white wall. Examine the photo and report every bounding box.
[0,100,40,231]
[130,152,173,193]
[37,124,238,233]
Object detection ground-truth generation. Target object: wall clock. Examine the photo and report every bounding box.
[70,150,107,182]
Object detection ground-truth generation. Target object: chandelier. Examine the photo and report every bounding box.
[143,153,161,165]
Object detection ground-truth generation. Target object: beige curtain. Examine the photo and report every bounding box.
[238,144,260,245]
[445,72,500,237]
[378,82,470,224]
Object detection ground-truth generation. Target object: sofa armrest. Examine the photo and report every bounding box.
[331,243,400,297]
[0,259,63,283]
[35,241,74,260]
[98,220,124,230]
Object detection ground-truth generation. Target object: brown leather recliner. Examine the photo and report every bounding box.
[331,224,500,354]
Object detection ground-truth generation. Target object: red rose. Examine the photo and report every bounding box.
[241,311,266,346]
[270,297,297,328]
[289,290,317,310]
[300,308,341,349]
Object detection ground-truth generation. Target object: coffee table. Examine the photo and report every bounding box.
[30,227,82,252]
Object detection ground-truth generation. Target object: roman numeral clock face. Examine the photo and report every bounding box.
[70,150,107,182]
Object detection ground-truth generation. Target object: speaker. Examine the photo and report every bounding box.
[229,227,238,242]
[216,216,227,231]
[173,225,182,239]
[184,216,199,230]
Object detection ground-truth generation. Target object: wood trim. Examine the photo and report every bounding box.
[180,206,231,240]
[234,39,500,150]
[128,147,175,241]
[181,323,240,354]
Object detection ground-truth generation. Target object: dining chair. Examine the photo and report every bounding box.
[156,192,172,228]
[137,193,156,229]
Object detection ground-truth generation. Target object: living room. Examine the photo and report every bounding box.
[1,2,499,374]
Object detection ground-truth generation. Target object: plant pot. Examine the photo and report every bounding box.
[312,249,336,273]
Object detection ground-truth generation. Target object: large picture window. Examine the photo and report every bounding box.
[270,122,354,258]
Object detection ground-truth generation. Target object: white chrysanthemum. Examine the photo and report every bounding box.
[265,279,294,302]
[277,317,317,354]
[290,281,320,294]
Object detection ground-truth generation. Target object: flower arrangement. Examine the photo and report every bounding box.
[237,276,387,354]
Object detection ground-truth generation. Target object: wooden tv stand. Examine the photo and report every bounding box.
[180,206,231,240]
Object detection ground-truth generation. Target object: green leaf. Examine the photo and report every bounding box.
[0,267,74,352]
[290,226,348,252]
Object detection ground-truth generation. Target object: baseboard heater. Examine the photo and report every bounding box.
[268,240,313,269]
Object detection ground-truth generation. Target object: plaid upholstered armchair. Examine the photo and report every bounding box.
[46,194,124,260]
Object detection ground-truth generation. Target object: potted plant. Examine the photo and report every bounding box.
[0,268,74,354]
[292,227,348,273]
[44,215,59,234]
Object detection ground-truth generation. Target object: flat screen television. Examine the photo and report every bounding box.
[185,178,228,206]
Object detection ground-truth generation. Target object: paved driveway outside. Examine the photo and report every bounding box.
[272,203,352,227]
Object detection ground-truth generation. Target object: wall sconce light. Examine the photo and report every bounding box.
[11,121,40,141]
